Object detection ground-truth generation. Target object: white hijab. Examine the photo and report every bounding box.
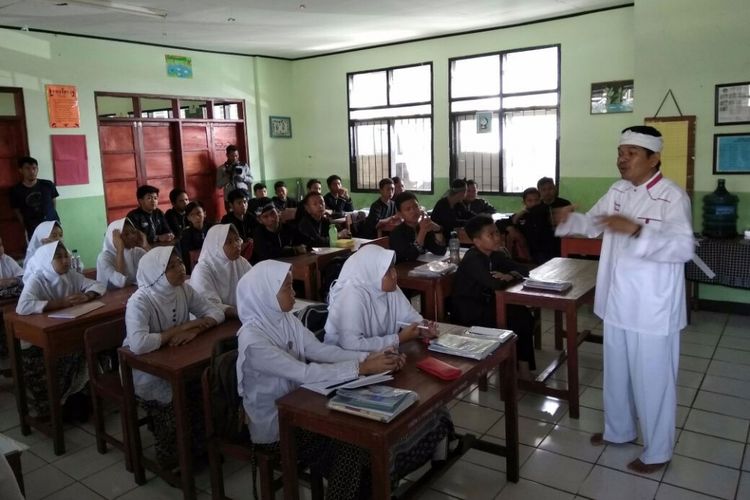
[32,240,78,292]
[98,218,142,286]
[136,246,178,302]
[190,224,251,308]
[24,221,61,280]
[327,244,395,309]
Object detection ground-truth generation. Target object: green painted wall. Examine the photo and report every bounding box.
[56,196,107,267]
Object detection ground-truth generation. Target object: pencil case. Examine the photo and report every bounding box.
[416,356,462,381]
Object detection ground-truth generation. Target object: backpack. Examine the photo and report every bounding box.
[207,336,249,443]
[294,303,329,341]
[319,254,350,302]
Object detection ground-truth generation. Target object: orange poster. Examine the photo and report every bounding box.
[46,84,80,128]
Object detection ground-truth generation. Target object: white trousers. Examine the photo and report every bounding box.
[602,322,679,464]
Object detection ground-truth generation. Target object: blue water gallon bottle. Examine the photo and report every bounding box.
[702,178,738,238]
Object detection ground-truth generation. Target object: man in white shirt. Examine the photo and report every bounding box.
[555,125,694,473]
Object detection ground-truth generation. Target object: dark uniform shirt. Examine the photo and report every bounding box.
[323,192,354,217]
[431,197,471,239]
[10,179,60,238]
[179,224,210,274]
[463,198,496,216]
[521,197,572,264]
[164,208,188,239]
[363,198,396,239]
[126,207,172,244]
[295,212,331,248]
[272,196,298,211]
[252,223,298,264]
[388,222,446,263]
[221,212,257,241]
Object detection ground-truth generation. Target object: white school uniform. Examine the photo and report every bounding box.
[96,218,146,289]
[0,254,23,279]
[23,221,60,283]
[123,247,224,403]
[16,241,106,316]
[323,245,422,352]
[236,261,366,444]
[189,224,251,311]
[556,171,694,463]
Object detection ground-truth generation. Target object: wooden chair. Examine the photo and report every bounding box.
[202,336,323,500]
[83,318,148,473]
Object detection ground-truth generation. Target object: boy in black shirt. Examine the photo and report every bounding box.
[323,174,354,217]
[389,192,445,263]
[126,185,174,245]
[164,188,190,238]
[272,181,298,211]
[463,179,496,216]
[524,177,572,264]
[251,202,306,264]
[431,179,471,239]
[363,178,401,238]
[220,189,256,256]
[247,182,268,215]
[450,215,535,378]
[10,156,60,240]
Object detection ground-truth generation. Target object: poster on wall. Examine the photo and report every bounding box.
[713,133,750,174]
[475,111,492,134]
[165,54,193,79]
[46,84,80,128]
[715,82,750,125]
[590,80,634,114]
[51,134,89,186]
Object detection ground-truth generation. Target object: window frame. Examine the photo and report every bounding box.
[448,44,561,195]
[347,62,434,194]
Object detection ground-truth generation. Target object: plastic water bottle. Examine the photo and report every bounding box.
[71,249,82,272]
[448,231,460,264]
[328,225,338,246]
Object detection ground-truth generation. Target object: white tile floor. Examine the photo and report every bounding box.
[3,306,750,499]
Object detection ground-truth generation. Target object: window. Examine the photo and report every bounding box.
[348,63,433,192]
[449,46,560,193]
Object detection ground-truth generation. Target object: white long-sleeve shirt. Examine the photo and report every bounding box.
[556,172,694,335]
[16,271,106,316]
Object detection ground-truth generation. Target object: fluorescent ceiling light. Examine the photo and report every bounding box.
[56,0,168,19]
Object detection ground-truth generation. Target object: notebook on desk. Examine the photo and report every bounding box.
[48,301,105,319]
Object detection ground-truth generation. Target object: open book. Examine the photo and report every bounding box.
[48,301,105,319]
[523,278,572,292]
[301,371,393,396]
[428,332,502,360]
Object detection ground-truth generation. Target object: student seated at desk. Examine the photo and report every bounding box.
[23,220,63,282]
[96,218,148,290]
[389,192,445,263]
[295,192,350,248]
[272,180,298,211]
[323,174,354,217]
[462,179,497,216]
[450,215,536,378]
[237,261,446,498]
[164,188,190,239]
[0,236,24,293]
[127,185,174,246]
[124,246,224,469]
[431,179,472,239]
[179,201,210,274]
[189,224,250,320]
[16,240,106,419]
[251,202,306,264]
[362,177,401,238]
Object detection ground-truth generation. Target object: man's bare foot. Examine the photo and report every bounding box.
[627,458,668,474]
[590,433,637,446]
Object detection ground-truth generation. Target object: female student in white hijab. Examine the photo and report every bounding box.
[16,240,106,420]
[189,224,250,319]
[324,244,438,352]
[22,220,63,282]
[323,244,455,478]
[123,246,224,468]
[96,217,148,289]
[236,260,406,498]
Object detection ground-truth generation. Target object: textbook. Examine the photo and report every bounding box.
[522,278,572,292]
[407,261,457,278]
[301,371,393,396]
[328,385,418,423]
[467,326,515,342]
[48,301,105,319]
[428,332,501,360]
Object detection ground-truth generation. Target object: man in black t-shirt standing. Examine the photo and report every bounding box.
[10,156,60,240]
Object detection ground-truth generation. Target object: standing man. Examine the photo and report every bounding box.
[524,177,572,264]
[555,125,694,473]
[10,156,60,240]
[216,144,252,206]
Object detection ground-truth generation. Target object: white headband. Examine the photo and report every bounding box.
[619,130,663,153]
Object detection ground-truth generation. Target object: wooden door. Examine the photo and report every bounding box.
[100,123,139,223]
[0,88,30,258]
[141,122,177,208]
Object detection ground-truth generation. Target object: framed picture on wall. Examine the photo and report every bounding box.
[590,80,634,114]
[713,133,750,174]
[715,82,750,125]
[269,116,292,138]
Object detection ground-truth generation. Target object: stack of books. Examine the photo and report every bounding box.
[327,385,418,422]
[522,278,573,292]
[407,261,457,278]
[428,332,504,360]
[302,371,393,396]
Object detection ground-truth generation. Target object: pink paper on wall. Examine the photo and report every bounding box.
[51,134,88,186]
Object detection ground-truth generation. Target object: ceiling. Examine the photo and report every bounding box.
[0,0,629,59]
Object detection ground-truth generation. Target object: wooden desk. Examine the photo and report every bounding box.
[277,324,519,500]
[395,262,455,321]
[118,320,241,500]
[278,247,349,300]
[560,236,602,258]
[495,258,598,419]
[4,286,135,455]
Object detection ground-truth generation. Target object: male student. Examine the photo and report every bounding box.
[555,125,694,473]
[392,176,405,196]
[251,202,306,264]
[524,176,572,264]
[463,179,496,216]
[247,182,268,214]
[323,174,354,216]
[164,188,190,238]
[10,156,60,240]
[272,181,297,211]
[363,178,401,238]
[220,189,256,244]
[389,192,445,263]
[216,144,252,204]
[431,179,471,238]
[306,178,322,195]
[126,185,174,245]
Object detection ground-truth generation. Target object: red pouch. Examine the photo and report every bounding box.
[416,356,462,381]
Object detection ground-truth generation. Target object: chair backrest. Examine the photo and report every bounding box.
[84,318,126,382]
[203,336,248,443]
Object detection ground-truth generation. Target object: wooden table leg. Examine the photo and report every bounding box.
[565,306,580,419]
[554,311,563,351]
[483,293,510,393]
[119,352,146,485]
[172,378,195,499]
[43,348,65,455]
[434,283,445,322]
[422,286,437,321]
[370,440,391,500]
[279,411,300,500]
[6,322,30,436]
[502,342,519,482]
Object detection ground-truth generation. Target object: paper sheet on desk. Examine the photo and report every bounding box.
[302,371,392,396]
